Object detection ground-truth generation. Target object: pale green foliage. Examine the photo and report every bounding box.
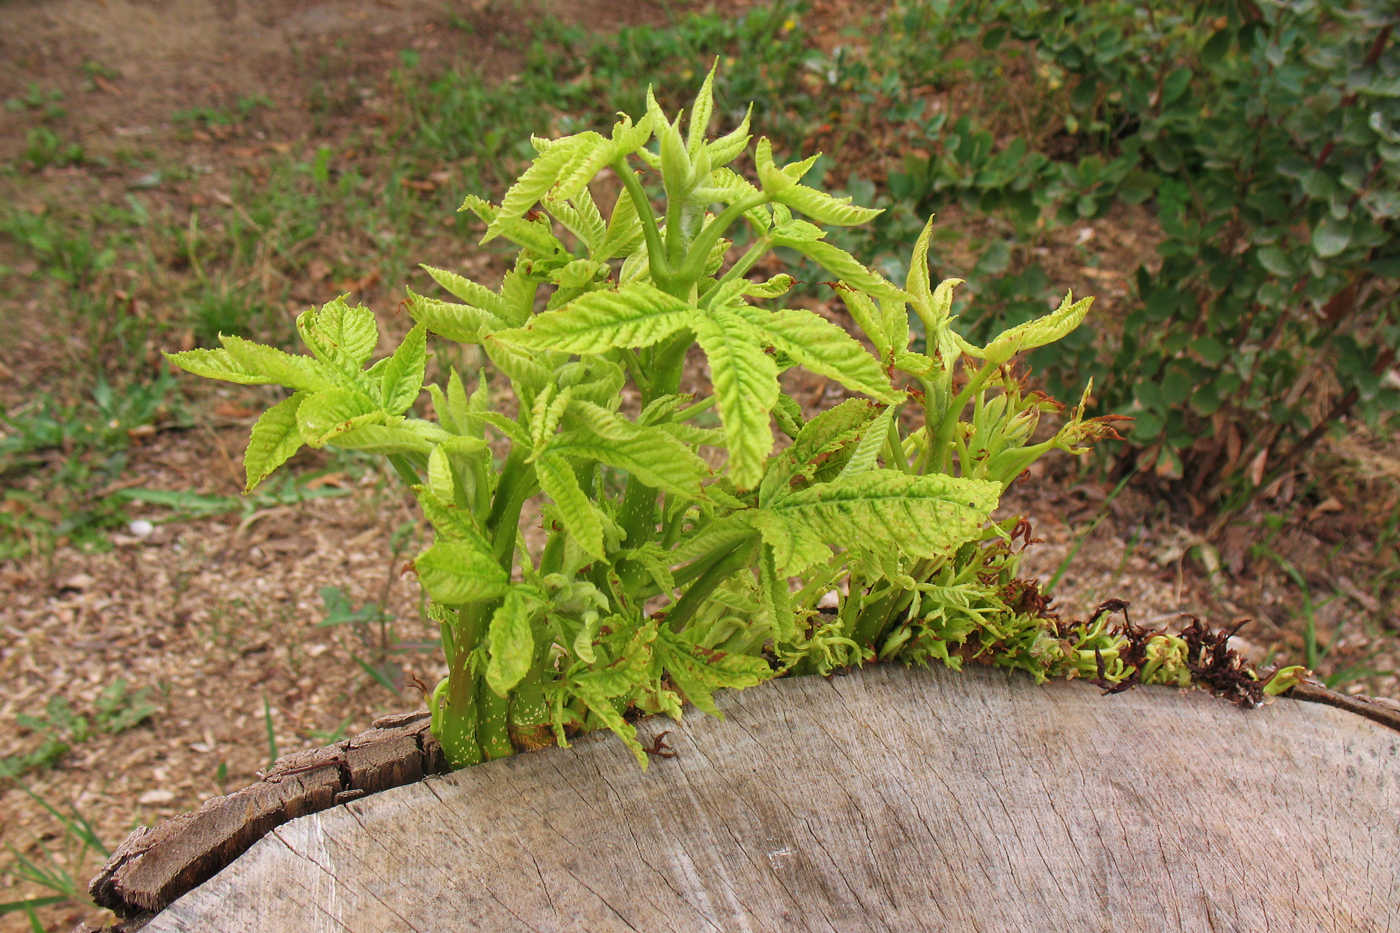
[169,68,1299,771]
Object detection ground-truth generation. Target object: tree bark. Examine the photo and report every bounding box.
[101,665,1400,931]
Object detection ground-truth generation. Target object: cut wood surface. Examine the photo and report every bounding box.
[131,666,1398,931]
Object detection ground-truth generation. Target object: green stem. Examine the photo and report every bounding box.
[476,679,513,760]
[667,537,757,631]
[613,157,676,291]
[930,360,997,475]
[700,236,772,306]
[487,450,538,569]
[676,194,769,285]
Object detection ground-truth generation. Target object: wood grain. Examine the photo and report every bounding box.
[136,665,1400,932]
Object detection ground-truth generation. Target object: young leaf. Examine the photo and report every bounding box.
[165,346,275,386]
[405,290,502,344]
[775,182,883,227]
[597,179,645,262]
[705,103,753,168]
[694,308,780,489]
[751,471,1001,575]
[242,392,308,492]
[529,385,573,454]
[654,628,773,717]
[770,235,906,301]
[982,291,1094,364]
[220,335,338,392]
[543,194,607,254]
[834,285,892,358]
[550,406,709,497]
[296,389,382,446]
[570,678,645,767]
[296,298,379,371]
[378,323,427,414]
[332,421,444,456]
[837,404,896,479]
[536,453,606,560]
[486,587,538,696]
[487,132,602,239]
[420,264,511,320]
[735,306,898,403]
[499,283,698,354]
[687,62,717,157]
[414,538,510,605]
[759,544,797,643]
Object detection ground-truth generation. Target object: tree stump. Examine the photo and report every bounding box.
[94,665,1399,931]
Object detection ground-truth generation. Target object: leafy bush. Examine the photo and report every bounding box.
[842,1,1398,510]
[169,72,1302,769]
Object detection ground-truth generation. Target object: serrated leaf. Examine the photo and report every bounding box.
[483,337,556,403]
[563,113,655,205]
[745,274,794,300]
[668,515,757,566]
[529,385,573,452]
[571,679,645,767]
[487,213,566,257]
[500,283,697,354]
[378,323,426,414]
[833,287,891,357]
[544,194,607,253]
[219,335,338,392]
[598,176,646,262]
[752,471,1000,574]
[837,404,895,479]
[906,218,937,312]
[792,398,878,465]
[486,587,537,696]
[775,182,883,227]
[693,166,763,205]
[165,347,272,386]
[414,538,510,605]
[551,402,710,497]
[736,306,897,402]
[458,193,495,223]
[296,298,378,370]
[537,453,605,560]
[404,289,502,344]
[983,291,1093,364]
[694,308,779,489]
[654,628,773,717]
[457,408,530,447]
[420,265,510,319]
[413,484,491,547]
[772,236,905,301]
[242,392,307,492]
[487,133,601,239]
[686,62,718,156]
[332,421,444,456]
[705,103,752,168]
[296,389,382,446]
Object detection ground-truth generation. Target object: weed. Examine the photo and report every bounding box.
[0,785,109,924]
[0,681,156,781]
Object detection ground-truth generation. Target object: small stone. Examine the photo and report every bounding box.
[138,789,175,805]
[129,519,156,538]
